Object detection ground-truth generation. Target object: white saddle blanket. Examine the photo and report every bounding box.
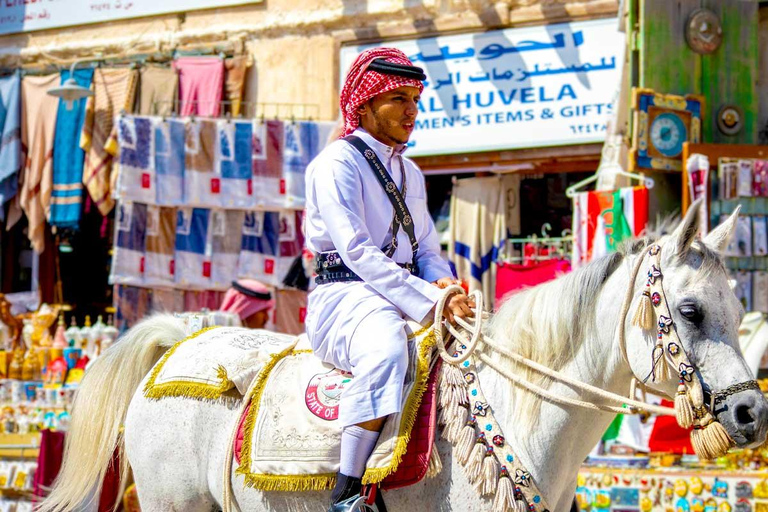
[143,322,438,490]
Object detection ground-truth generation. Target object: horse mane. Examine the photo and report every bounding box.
[486,233,724,429]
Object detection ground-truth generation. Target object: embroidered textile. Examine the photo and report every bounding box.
[282,121,336,207]
[216,119,253,208]
[143,205,177,287]
[154,118,185,205]
[252,120,284,209]
[238,211,280,287]
[110,201,148,286]
[184,119,217,207]
[143,326,298,400]
[175,207,212,289]
[116,115,155,204]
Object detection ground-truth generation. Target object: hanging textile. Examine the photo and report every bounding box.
[211,209,245,290]
[135,65,178,116]
[571,186,649,269]
[278,210,305,283]
[14,74,59,252]
[81,68,138,216]
[173,57,225,117]
[184,119,218,207]
[0,71,21,220]
[252,120,284,209]
[143,205,176,287]
[238,210,280,287]
[50,68,93,230]
[175,207,212,289]
[116,115,155,204]
[110,201,147,286]
[282,121,336,206]
[154,117,185,206]
[114,284,152,330]
[274,289,308,335]
[224,56,249,117]
[495,259,572,306]
[151,287,185,314]
[215,119,253,208]
[448,175,513,306]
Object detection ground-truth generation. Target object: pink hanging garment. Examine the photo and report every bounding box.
[173,57,225,117]
[495,259,571,306]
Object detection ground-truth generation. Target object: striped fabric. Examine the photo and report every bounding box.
[81,68,138,215]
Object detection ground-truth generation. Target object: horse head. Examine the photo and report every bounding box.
[624,200,768,450]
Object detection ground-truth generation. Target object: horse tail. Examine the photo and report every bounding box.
[38,313,186,512]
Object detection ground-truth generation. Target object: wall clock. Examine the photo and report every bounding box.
[630,88,704,172]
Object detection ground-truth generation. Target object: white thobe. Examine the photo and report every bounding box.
[304,128,452,426]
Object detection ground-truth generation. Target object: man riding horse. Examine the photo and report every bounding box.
[304,47,476,511]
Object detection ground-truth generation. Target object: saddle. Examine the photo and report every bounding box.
[143,323,443,491]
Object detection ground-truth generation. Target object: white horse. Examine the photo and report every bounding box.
[40,204,768,512]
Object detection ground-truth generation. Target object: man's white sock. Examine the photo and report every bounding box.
[340,425,380,478]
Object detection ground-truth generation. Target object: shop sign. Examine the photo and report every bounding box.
[340,18,624,157]
[0,0,263,35]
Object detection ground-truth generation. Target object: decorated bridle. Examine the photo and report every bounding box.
[627,242,759,460]
[432,241,760,512]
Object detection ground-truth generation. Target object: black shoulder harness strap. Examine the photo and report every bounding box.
[343,135,419,261]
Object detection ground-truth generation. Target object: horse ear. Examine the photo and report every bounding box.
[703,206,741,253]
[670,198,704,259]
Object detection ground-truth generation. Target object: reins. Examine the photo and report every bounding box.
[432,277,676,418]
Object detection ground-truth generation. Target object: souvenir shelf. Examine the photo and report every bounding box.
[682,143,768,313]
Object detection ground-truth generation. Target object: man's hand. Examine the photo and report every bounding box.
[442,293,475,325]
[432,277,460,289]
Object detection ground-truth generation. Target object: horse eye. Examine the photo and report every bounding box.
[679,305,702,322]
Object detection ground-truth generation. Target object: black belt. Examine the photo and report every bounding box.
[315,251,418,285]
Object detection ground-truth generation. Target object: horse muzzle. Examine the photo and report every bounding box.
[715,387,768,448]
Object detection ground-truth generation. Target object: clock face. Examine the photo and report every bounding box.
[650,112,687,158]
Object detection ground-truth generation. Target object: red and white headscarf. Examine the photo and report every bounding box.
[219,279,274,322]
[339,47,424,137]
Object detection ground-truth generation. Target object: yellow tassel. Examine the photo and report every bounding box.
[465,441,486,483]
[456,421,477,465]
[691,413,732,461]
[651,343,672,382]
[675,385,695,429]
[631,289,655,330]
[427,442,442,478]
[493,474,515,512]
[475,451,499,496]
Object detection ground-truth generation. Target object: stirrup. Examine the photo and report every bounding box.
[329,495,376,512]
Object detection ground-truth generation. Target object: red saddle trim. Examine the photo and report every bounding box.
[380,359,441,490]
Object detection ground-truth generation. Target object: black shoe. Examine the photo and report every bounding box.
[328,473,363,512]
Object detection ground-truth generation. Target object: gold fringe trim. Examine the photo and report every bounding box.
[235,324,439,491]
[236,348,312,480]
[240,472,337,492]
[362,327,438,484]
[143,326,235,401]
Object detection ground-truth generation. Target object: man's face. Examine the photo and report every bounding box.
[357,86,420,147]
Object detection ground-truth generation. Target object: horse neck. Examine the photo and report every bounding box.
[476,259,635,512]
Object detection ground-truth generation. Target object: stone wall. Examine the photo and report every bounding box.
[0,0,618,120]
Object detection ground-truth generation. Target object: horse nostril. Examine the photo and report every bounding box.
[736,404,755,426]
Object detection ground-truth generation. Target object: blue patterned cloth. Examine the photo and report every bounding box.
[0,71,21,221]
[50,68,93,229]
